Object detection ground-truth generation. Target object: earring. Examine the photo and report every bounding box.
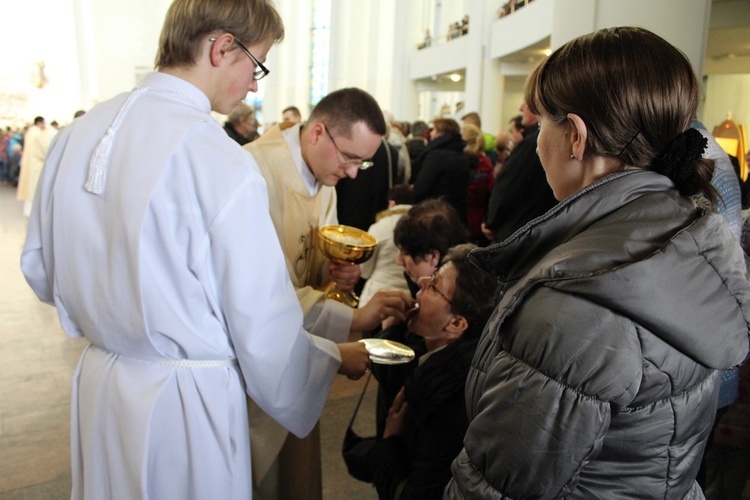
[570,154,575,160]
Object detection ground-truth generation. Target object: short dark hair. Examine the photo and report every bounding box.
[282,106,301,118]
[442,243,499,339]
[308,87,386,138]
[411,120,429,138]
[432,118,460,135]
[509,115,524,132]
[394,199,467,261]
[34,116,44,125]
[387,184,415,206]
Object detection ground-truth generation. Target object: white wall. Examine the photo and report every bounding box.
[1,0,81,128]
[703,74,750,135]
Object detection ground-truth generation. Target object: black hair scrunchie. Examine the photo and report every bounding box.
[652,128,708,183]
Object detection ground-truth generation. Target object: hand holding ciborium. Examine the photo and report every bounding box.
[317,224,378,308]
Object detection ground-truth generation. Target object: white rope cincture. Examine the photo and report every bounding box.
[84,86,149,195]
[141,357,239,368]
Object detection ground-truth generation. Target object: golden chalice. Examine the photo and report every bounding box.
[317,225,378,308]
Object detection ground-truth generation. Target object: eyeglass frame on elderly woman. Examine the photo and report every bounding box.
[208,35,270,81]
[423,273,453,306]
[322,124,375,170]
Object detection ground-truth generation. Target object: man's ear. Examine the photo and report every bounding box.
[567,113,588,161]
[305,121,325,146]
[209,33,234,67]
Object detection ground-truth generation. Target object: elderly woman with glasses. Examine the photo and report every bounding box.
[371,244,500,499]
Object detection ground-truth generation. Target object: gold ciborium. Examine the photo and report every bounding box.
[317,224,378,308]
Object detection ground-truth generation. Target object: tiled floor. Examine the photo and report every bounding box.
[0,183,377,499]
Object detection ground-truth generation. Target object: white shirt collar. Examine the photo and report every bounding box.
[282,123,320,196]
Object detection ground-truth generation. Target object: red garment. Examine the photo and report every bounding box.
[466,154,494,242]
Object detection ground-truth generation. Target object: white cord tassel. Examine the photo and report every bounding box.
[85,87,148,194]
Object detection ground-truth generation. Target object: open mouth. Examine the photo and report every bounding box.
[406,302,420,321]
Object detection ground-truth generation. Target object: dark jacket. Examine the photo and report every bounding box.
[223,123,249,146]
[374,338,478,499]
[337,140,399,231]
[484,124,557,241]
[412,132,471,221]
[446,170,750,499]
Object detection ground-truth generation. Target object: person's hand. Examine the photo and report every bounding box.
[352,289,414,332]
[481,222,495,242]
[337,341,371,380]
[329,262,361,292]
[384,387,408,438]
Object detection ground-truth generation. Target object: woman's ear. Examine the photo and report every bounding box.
[567,113,588,161]
[444,314,469,337]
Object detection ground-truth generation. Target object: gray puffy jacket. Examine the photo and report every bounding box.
[445,170,750,499]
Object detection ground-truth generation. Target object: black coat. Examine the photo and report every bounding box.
[336,140,399,231]
[484,124,557,242]
[412,132,471,221]
[373,338,477,500]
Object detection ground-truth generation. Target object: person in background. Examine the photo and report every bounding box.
[462,123,494,245]
[507,114,525,149]
[382,110,412,185]
[412,118,471,222]
[406,120,429,170]
[358,184,415,308]
[446,27,750,498]
[243,87,413,499]
[282,105,302,124]
[482,103,556,242]
[19,0,371,497]
[461,111,498,164]
[336,134,399,232]
[373,243,499,500]
[223,102,256,145]
[693,119,747,498]
[17,116,55,217]
[493,130,512,179]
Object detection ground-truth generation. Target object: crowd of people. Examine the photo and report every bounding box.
[416,15,469,50]
[11,0,750,498]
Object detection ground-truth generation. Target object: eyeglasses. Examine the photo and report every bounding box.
[322,124,375,170]
[209,35,270,81]
[423,273,452,306]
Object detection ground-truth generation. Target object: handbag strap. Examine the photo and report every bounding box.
[346,371,373,430]
[383,138,393,189]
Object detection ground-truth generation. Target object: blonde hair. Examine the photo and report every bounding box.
[155,0,284,70]
[461,123,485,156]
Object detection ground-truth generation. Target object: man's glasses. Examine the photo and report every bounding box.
[323,125,374,170]
[209,35,269,81]
[424,273,452,306]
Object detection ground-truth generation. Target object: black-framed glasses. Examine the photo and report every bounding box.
[322,124,375,170]
[209,35,269,81]
[424,273,452,306]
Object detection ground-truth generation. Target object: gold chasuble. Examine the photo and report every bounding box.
[244,123,338,500]
[246,123,337,315]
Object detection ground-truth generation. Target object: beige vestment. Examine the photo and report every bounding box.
[244,123,348,499]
